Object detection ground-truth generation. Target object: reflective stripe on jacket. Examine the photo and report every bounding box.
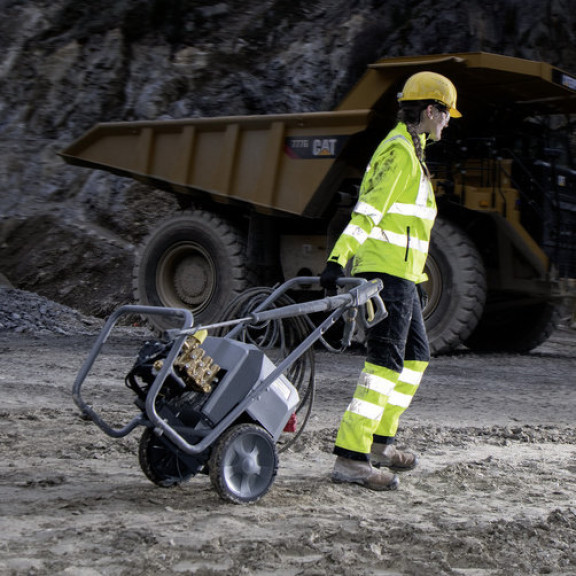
[328,123,437,283]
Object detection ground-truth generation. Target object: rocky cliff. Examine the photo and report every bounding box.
[1,0,576,316]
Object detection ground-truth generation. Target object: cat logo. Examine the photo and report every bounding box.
[313,139,338,156]
[285,135,348,159]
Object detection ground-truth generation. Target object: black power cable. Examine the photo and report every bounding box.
[214,287,316,453]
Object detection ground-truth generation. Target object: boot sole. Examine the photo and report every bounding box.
[372,455,419,472]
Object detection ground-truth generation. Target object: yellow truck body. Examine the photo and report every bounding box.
[61,52,576,353]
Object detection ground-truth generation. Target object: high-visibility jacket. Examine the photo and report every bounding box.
[328,122,437,283]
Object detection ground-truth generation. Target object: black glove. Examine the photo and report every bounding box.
[320,261,345,292]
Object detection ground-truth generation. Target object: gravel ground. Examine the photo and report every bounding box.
[0,287,104,335]
[1,287,575,576]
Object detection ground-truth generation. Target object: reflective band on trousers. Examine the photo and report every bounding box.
[347,398,384,421]
[399,366,424,386]
[387,390,414,408]
[359,371,396,395]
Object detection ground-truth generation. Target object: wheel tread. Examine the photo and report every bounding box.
[133,210,256,330]
[425,217,487,354]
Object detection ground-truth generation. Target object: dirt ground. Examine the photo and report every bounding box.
[1,321,576,576]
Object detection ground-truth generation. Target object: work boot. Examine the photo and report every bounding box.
[331,456,399,491]
[371,443,419,471]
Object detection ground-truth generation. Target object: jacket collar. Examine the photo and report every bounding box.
[395,122,427,151]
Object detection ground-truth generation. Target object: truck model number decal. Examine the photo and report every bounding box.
[284,135,349,159]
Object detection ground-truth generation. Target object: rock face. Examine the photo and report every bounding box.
[2,0,576,316]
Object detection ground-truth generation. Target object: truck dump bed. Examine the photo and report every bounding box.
[60,110,370,217]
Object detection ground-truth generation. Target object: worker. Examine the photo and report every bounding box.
[320,71,461,491]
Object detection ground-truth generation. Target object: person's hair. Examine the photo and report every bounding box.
[398,100,435,177]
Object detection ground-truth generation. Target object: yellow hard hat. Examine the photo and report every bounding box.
[398,71,462,118]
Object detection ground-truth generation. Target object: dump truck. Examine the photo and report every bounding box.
[61,52,576,354]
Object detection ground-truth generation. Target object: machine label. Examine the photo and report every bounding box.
[284,135,348,159]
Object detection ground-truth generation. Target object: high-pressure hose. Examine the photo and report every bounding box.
[214,287,316,452]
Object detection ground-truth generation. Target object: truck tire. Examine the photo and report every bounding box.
[423,218,487,355]
[133,211,252,331]
[464,300,559,353]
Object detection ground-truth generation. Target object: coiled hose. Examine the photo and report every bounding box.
[214,287,316,452]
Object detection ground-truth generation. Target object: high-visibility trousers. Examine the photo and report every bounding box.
[334,359,428,456]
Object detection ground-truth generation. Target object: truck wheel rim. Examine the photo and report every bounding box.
[423,255,443,320]
[156,242,216,311]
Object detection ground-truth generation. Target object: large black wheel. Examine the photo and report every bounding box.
[138,428,195,488]
[464,299,559,353]
[423,218,487,355]
[209,424,278,504]
[133,211,253,331]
